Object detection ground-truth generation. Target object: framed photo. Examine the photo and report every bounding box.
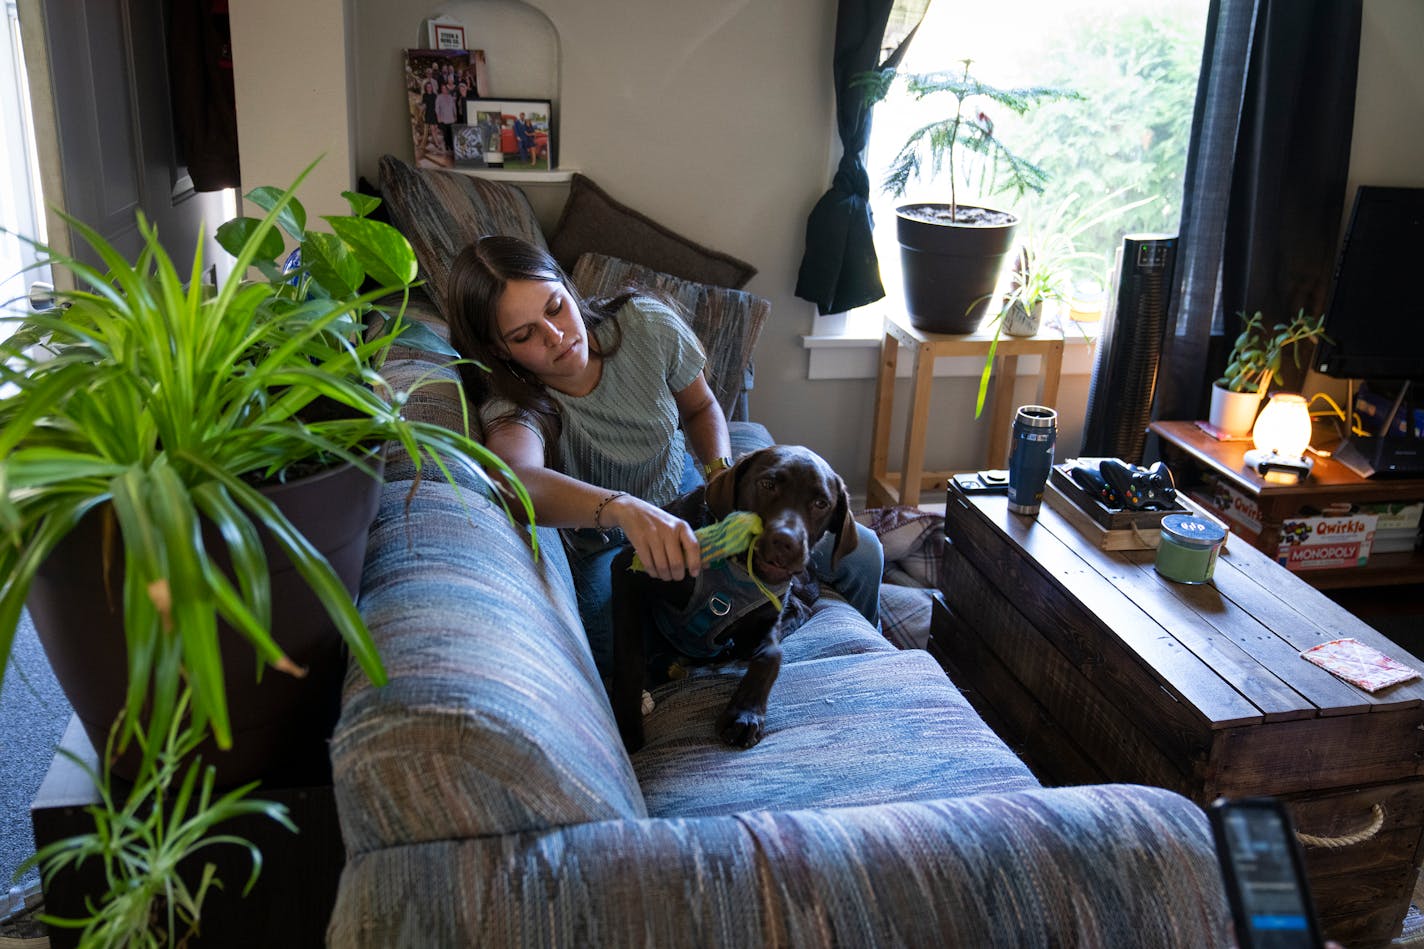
[425,16,464,49]
[433,24,466,50]
[466,98,553,172]
[402,49,490,169]
[451,123,487,168]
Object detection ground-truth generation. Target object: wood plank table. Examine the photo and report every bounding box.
[930,483,1424,948]
[866,310,1064,507]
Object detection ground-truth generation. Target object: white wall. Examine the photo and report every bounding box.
[228,0,1424,494]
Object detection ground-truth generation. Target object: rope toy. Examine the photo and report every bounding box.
[630,511,783,611]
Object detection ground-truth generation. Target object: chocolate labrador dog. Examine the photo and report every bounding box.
[610,445,857,752]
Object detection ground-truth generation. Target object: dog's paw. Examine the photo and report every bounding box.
[717,706,766,749]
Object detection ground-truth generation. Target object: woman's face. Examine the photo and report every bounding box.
[493,278,591,388]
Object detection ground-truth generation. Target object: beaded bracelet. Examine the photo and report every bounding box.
[593,491,627,531]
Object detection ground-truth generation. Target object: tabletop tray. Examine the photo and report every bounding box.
[1049,459,1189,531]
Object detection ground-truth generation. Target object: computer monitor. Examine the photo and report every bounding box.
[1314,185,1424,382]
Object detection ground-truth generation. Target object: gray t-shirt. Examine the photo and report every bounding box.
[481,297,707,507]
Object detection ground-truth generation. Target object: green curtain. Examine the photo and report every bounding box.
[794,0,929,316]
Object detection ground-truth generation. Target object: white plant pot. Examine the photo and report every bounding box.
[1002,300,1043,337]
[1208,383,1264,436]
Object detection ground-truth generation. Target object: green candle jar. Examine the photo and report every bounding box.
[1154,514,1227,584]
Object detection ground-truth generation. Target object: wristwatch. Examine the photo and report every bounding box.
[702,456,733,478]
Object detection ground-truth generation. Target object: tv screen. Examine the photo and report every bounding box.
[1314,185,1424,381]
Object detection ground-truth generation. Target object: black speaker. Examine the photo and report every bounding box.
[1081,234,1178,462]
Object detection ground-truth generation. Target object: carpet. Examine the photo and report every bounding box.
[0,609,71,893]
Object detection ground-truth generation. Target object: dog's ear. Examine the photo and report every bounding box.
[704,449,761,519]
[828,473,859,567]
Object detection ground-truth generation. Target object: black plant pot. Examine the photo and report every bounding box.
[27,454,385,788]
[897,203,1019,335]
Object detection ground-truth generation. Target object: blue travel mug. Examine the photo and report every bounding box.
[1007,405,1057,515]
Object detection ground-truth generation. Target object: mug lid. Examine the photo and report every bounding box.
[1160,513,1226,548]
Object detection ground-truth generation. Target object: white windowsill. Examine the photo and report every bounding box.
[801,313,1101,380]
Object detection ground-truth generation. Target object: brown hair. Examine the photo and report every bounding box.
[445,235,634,461]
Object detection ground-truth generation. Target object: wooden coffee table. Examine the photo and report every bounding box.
[931,484,1424,948]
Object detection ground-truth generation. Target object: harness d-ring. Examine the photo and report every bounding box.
[709,594,732,616]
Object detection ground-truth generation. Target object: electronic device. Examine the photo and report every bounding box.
[1314,186,1424,383]
[950,471,1009,495]
[1209,797,1324,949]
[1314,186,1424,478]
[1069,463,1122,507]
[1096,459,1177,510]
[1080,234,1178,461]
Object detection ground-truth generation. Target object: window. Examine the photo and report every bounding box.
[832,0,1209,338]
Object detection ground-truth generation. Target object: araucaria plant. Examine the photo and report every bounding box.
[1218,309,1330,395]
[857,58,1080,218]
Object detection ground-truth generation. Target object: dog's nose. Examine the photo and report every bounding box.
[761,524,807,569]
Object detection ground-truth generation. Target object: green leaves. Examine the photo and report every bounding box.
[1216,309,1330,394]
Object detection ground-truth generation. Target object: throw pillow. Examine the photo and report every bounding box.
[570,253,769,421]
[550,174,757,290]
[377,154,546,319]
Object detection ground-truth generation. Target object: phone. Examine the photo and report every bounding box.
[950,472,1008,494]
[1209,797,1324,949]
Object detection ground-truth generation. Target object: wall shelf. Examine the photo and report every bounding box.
[444,167,576,184]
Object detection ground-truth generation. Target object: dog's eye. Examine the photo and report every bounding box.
[757,477,776,492]
[812,498,832,511]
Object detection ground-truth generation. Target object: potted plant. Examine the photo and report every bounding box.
[0,158,532,942]
[857,59,1078,334]
[972,190,1154,417]
[1209,309,1329,435]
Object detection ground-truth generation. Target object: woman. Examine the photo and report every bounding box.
[446,235,882,678]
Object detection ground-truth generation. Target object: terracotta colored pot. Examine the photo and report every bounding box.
[897,203,1019,335]
[27,454,384,787]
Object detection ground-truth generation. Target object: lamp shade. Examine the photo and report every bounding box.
[1252,393,1312,458]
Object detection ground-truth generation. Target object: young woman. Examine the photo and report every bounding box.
[445,235,882,677]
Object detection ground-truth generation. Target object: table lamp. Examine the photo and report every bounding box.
[1243,392,1314,481]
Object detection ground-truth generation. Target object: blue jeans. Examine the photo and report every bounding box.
[568,452,884,679]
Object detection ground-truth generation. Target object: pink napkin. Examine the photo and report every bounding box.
[1300,638,1422,692]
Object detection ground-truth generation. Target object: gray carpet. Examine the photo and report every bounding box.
[1,609,71,892]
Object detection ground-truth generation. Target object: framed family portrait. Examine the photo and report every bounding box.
[402,48,490,169]
[465,98,553,172]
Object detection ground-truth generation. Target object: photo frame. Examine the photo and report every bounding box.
[466,98,553,172]
[402,49,490,169]
[425,16,464,49]
[433,24,466,50]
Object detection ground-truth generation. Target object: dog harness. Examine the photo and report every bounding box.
[631,511,792,659]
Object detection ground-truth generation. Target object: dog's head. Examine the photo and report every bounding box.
[703,445,857,584]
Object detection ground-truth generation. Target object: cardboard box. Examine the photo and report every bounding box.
[1358,500,1424,532]
[1276,512,1376,571]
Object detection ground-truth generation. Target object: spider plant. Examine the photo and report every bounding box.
[0,157,534,939]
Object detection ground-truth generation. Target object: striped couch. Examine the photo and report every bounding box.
[326,168,1231,946]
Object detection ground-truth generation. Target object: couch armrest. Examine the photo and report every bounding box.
[330,785,1230,947]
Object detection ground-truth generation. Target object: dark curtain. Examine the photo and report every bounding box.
[794,0,929,315]
[1153,0,1362,422]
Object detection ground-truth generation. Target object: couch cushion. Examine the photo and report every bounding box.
[551,174,757,289]
[332,483,648,852]
[571,253,768,420]
[377,154,545,320]
[633,645,1038,818]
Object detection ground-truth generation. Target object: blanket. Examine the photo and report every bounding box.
[856,507,947,651]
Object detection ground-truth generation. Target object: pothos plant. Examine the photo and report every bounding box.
[1217,309,1330,396]
[0,157,533,944]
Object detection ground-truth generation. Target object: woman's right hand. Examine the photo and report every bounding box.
[606,495,701,583]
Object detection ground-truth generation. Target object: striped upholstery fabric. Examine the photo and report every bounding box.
[377,155,546,320]
[570,252,769,421]
[329,187,1231,947]
[634,646,1039,818]
[329,786,1229,947]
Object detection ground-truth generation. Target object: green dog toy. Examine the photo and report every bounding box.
[630,510,782,610]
